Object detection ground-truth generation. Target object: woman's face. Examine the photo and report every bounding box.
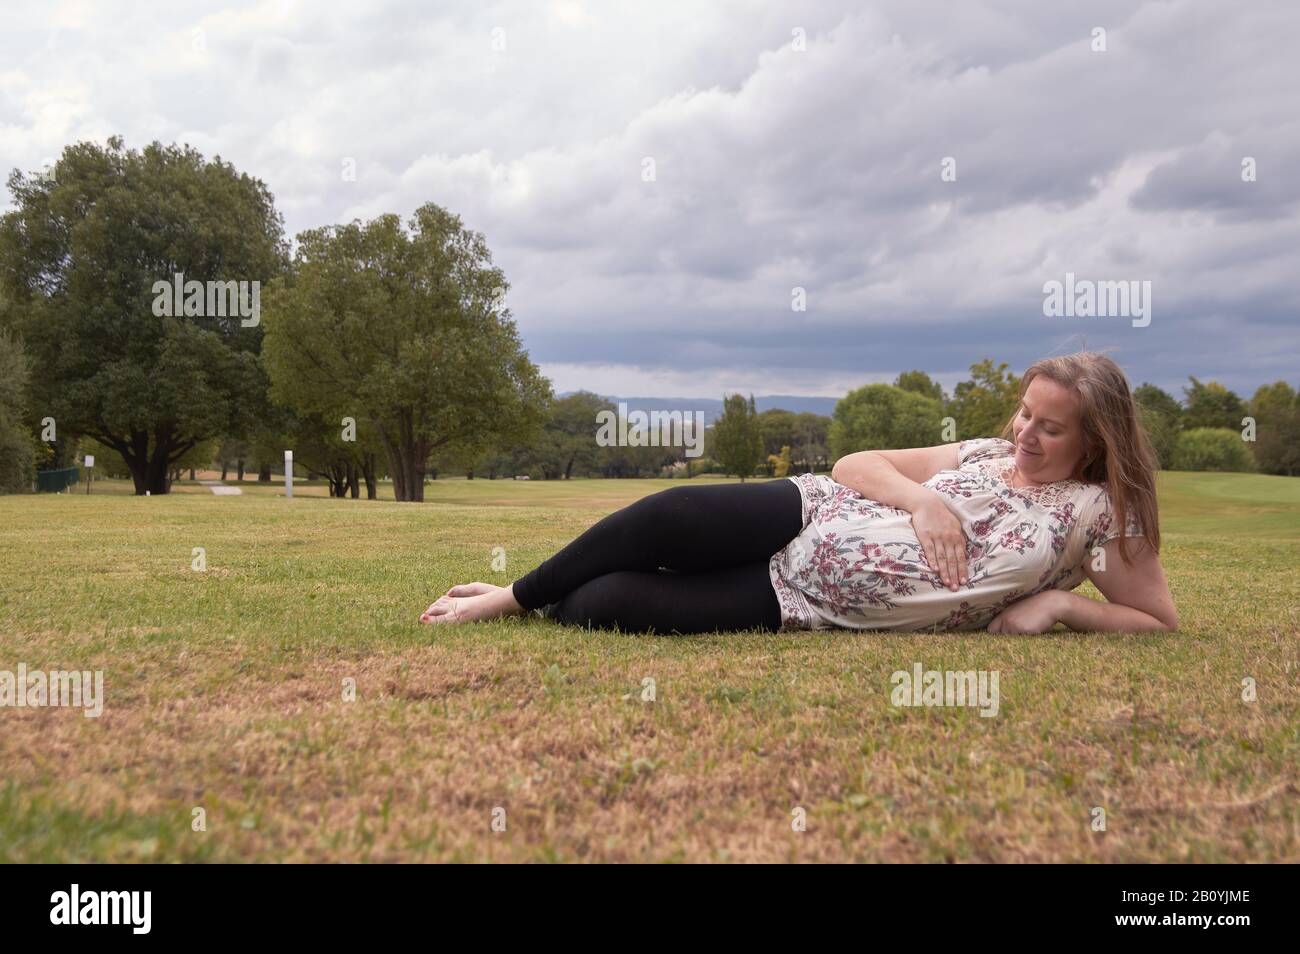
[1010,375,1088,483]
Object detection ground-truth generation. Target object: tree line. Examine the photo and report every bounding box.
[820,361,1297,477]
[668,360,1296,481]
[1,138,1295,496]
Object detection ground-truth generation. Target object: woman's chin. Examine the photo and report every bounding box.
[1015,448,1043,473]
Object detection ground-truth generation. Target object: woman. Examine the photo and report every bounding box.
[420,352,1179,635]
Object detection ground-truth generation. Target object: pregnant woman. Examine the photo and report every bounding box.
[420,352,1179,635]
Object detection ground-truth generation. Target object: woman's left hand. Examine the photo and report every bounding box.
[986,591,1064,634]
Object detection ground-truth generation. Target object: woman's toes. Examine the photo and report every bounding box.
[419,597,457,623]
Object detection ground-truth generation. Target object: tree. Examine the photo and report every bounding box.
[80,438,134,479]
[1248,381,1300,476]
[791,412,831,472]
[830,383,944,458]
[541,391,614,479]
[0,331,35,493]
[262,204,551,501]
[84,436,216,482]
[0,138,287,494]
[168,440,218,484]
[895,370,945,403]
[1183,377,1246,431]
[217,437,252,482]
[757,408,799,458]
[950,359,1021,439]
[283,411,362,497]
[713,393,764,481]
[1134,383,1182,470]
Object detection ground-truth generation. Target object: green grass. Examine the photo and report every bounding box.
[0,471,1296,862]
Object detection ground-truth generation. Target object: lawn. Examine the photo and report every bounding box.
[0,471,1296,862]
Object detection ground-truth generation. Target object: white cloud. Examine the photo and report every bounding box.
[1,0,1297,397]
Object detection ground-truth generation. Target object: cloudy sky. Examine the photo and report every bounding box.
[2,0,1296,400]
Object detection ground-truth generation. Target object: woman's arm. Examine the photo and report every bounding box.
[830,443,969,590]
[986,537,1179,634]
[1060,537,1179,632]
[830,443,960,509]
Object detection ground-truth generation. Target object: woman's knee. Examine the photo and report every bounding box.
[548,574,619,629]
[630,484,694,519]
[615,486,694,547]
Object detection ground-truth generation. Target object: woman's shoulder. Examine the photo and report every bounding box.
[1074,482,1144,548]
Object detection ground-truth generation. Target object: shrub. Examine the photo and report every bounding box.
[1171,428,1257,472]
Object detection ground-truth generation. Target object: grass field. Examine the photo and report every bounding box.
[1,471,1297,862]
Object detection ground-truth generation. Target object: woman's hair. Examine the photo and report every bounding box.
[999,351,1160,565]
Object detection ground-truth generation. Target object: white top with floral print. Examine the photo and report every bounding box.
[768,437,1145,632]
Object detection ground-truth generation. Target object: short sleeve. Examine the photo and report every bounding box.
[958,437,1013,467]
[1083,487,1144,550]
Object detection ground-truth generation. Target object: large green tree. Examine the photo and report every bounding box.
[544,391,616,479]
[1134,383,1182,469]
[0,331,35,493]
[0,138,287,494]
[261,205,550,501]
[1248,381,1300,476]
[1183,377,1246,431]
[950,359,1021,439]
[757,408,799,458]
[895,369,945,403]
[830,383,945,458]
[791,412,831,472]
[712,393,764,481]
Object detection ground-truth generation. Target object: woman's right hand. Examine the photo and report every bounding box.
[910,497,969,591]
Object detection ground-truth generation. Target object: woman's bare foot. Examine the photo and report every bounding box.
[419,581,525,625]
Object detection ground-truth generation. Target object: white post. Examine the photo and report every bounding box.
[284,450,293,499]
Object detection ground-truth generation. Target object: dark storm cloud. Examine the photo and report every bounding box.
[1,0,1296,399]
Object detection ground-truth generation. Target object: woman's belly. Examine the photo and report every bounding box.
[772,473,1060,630]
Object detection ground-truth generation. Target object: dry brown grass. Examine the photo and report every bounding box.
[1,474,1297,862]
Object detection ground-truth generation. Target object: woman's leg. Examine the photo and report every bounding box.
[510,479,803,612]
[546,561,780,635]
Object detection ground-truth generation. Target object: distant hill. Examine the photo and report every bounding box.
[557,393,839,425]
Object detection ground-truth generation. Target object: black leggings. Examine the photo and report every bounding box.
[511,480,804,634]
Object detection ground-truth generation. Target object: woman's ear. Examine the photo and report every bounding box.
[1075,441,1097,480]
[1083,444,1105,479]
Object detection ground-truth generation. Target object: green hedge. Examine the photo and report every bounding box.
[1171,428,1257,472]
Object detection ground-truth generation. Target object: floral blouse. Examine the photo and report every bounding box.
[768,437,1145,632]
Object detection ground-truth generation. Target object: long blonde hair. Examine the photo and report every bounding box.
[999,352,1160,565]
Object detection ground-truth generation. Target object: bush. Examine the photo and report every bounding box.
[0,420,35,493]
[1171,428,1257,472]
